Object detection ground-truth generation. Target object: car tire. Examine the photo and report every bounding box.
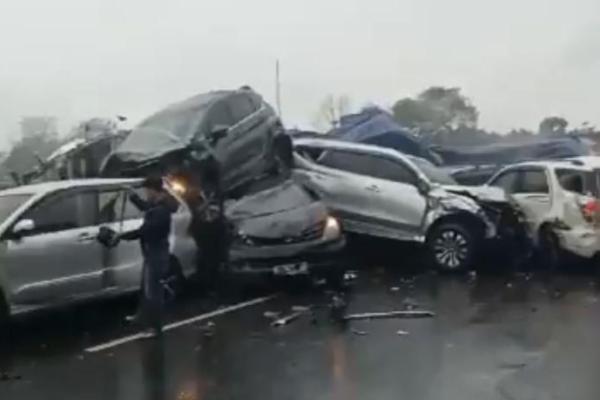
[538,226,561,271]
[427,222,476,272]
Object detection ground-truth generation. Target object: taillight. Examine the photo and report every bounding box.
[580,198,600,223]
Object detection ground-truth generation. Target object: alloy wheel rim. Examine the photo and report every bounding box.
[433,229,469,269]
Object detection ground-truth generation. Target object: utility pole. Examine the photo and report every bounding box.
[275,59,282,118]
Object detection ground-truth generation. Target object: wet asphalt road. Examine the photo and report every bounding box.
[2,259,600,399]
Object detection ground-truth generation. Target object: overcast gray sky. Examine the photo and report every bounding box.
[1,0,600,148]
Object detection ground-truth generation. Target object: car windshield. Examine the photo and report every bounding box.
[409,157,457,185]
[0,194,32,223]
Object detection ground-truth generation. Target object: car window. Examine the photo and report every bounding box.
[490,170,520,193]
[519,169,549,194]
[0,194,32,223]
[23,190,97,235]
[408,157,457,185]
[319,150,416,184]
[99,187,145,223]
[205,101,235,135]
[228,93,257,124]
[556,169,593,195]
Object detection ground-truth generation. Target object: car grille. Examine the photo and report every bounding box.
[246,220,325,246]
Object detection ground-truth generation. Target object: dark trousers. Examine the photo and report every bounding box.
[139,247,169,334]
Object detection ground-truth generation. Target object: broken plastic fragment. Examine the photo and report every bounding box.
[343,310,434,321]
[272,311,306,327]
[351,329,368,336]
[390,287,400,292]
[263,311,281,319]
[396,330,409,336]
[291,305,312,312]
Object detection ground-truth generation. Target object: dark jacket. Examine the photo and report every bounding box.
[120,193,176,254]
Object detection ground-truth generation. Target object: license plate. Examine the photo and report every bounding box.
[273,262,309,276]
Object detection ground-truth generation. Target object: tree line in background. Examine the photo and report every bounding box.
[314,86,597,147]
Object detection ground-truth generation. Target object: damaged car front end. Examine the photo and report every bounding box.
[225,179,346,283]
[293,138,529,271]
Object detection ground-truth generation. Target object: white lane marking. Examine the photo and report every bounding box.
[85,295,276,353]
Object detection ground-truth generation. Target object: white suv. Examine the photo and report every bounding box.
[486,160,600,266]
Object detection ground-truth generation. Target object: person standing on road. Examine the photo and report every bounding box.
[118,176,176,338]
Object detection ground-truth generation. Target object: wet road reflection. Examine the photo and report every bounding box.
[2,268,600,399]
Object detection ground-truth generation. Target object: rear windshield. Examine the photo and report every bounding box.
[556,169,597,196]
[0,194,33,223]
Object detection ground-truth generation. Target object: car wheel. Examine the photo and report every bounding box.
[538,227,561,271]
[427,222,476,272]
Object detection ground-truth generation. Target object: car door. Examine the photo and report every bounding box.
[3,188,103,305]
[97,186,145,291]
[489,167,552,227]
[353,154,428,240]
[302,149,384,232]
[512,168,553,226]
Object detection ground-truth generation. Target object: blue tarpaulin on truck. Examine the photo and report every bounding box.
[329,107,437,162]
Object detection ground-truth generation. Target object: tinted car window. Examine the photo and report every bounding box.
[0,194,32,223]
[490,170,520,193]
[319,150,416,184]
[409,157,456,185]
[519,169,549,194]
[556,169,594,195]
[24,190,97,235]
[99,187,147,223]
[228,93,257,124]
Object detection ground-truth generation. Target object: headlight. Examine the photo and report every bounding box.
[168,179,187,195]
[323,216,341,240]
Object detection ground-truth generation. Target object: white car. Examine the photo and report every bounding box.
[486,160,600,266]
[0,179,197,324]
[293,138,514,271]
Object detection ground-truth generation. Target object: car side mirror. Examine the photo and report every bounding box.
[12,219,35,236]
[210,125,229,144]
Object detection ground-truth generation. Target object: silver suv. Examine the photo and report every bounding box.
[294,138,507,271]
[0,179,197,323]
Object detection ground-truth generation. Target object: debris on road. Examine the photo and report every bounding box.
[396,330,409,336]
[351,328,368,336]
[343,310,435,321]
[0,372,22,382]
[344,271,358,281]
[390,286,400,292]
[263,311,281,319]
[402,298,419,310]
[291,305,312,312]
[272,310,309,327]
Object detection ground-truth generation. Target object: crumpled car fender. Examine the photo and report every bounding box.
[423,188,497,239]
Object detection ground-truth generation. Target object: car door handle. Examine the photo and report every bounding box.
[366,185,381,193]
[77,232,96,242]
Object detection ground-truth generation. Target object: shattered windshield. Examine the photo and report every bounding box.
[409,157,457,185]
[0,194,32,223]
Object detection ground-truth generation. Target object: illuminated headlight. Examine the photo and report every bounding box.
[323,216,341,240]
[168,179,187,195]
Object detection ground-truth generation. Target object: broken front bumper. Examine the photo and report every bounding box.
[556,226,600,260]
[228,236,346,277]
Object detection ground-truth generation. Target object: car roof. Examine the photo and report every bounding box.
[294,137,407,159]
[501,160,592,171]
[568,156,600,168]
[0,178,141,196]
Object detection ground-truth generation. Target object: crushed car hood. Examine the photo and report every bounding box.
[226,180,327,239]
[441,185,509,204]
